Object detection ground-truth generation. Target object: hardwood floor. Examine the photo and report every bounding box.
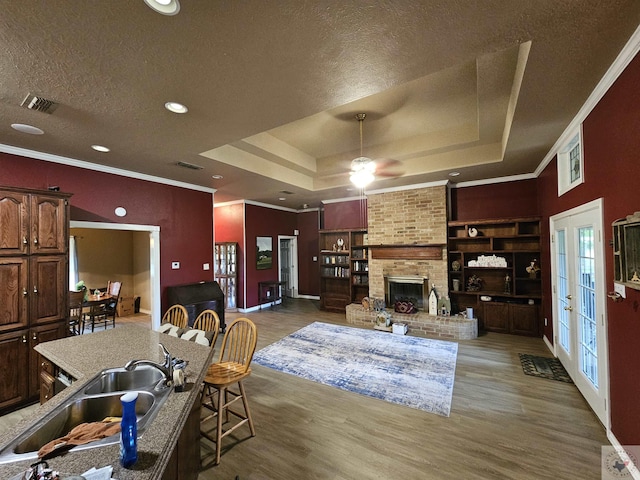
[200,299,608,480]
[0,300,607,479]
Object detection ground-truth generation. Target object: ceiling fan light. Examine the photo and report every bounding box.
[350,169,375,189]
[144,0,180,15]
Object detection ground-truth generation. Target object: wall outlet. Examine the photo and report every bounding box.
[614,282,626,298]
[171,261,180,269]
[544,317,548,326]
[203,263,210,271]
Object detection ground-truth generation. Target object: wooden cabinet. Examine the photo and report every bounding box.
[447,217,541,336]
[0,329,29,410]
[214,242,238,310]
[319,229,368,312]
[0,187,71,411]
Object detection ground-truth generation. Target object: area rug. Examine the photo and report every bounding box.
[253,322,458,416]
[519,353,573,383]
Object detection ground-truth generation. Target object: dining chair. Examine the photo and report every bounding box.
[68,290,85,335]
[85,281,122,332]
[161,304,189,329]
[200,317,257,465]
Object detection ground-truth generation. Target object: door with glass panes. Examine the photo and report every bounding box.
[550,199,608,427]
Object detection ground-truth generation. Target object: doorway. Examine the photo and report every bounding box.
[70,221,161,328]
[550,199,608,427]
[278,236,298,298]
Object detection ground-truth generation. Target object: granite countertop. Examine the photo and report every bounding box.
[0,324,215,479]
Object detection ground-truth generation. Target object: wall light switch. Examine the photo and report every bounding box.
[614,282,626,298]
[313,256,317,262]
[171,262,180,269]
[203,263,210,271]
[294,229,299,235]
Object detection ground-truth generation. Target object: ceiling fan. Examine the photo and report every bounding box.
[349,113,401,189]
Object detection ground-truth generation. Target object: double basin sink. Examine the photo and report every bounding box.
[0,365,172,464]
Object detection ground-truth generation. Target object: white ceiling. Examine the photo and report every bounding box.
[1,1,639,209]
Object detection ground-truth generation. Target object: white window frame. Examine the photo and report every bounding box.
[557,124,584,196]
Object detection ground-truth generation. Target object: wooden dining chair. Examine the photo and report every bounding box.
[86,281,122,332]
[200,317,257,465]
[68,290,85,335]
[161,304,189,329]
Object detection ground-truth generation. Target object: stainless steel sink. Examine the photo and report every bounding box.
[84,366,166,394]
[0,366,171,465]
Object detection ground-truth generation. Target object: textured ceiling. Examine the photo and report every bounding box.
[1,1,639,209]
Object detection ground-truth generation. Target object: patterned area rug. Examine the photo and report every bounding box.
[253,322,458,416]
[519,353,573,383]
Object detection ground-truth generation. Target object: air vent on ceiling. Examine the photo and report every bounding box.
[279,190,294,195]
[176,161,204,170]
[21,93,59,114]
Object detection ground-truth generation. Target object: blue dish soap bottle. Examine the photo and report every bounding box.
[120,392,138,467]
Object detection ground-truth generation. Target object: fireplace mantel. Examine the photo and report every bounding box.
[369,244,444,260]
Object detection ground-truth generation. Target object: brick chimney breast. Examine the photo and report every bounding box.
[367,184,448,304]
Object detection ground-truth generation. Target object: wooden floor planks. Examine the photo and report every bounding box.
[199,299,608,480]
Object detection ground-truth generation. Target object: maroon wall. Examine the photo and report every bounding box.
[450,179,539,221]
[0,152,214,312]
[322,198,368,230]
[214,203,245,308]
[297,210,320,296]
[537,53,640,444]
[244,204,298,307]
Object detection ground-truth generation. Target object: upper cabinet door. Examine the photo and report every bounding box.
[0,190,29,256]
[31,195,68,255]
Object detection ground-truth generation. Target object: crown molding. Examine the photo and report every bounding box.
[535,24,640,177]
[0,143,216,194]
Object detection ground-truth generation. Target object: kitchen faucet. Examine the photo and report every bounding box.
[124,343,174,386]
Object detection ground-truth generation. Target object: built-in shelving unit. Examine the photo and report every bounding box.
[447,217,541,336]
[319,229,368,312]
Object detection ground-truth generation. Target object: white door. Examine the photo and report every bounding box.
[550,199,608,427]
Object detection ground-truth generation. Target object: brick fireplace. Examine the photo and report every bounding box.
[366,182,449,305]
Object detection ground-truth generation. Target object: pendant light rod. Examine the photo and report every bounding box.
[356,113,366,158]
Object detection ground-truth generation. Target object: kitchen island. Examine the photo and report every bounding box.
[0,324,214,479]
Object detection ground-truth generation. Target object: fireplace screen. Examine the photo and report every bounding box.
[384,276,429,309]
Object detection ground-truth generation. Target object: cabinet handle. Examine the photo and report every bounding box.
[33,237,38,245]
[23,236,28,245]
[33,286,38,294]
[32,332,38,341]
[23,288,28,296]
[22,335,27,343]
[564,306,573,311]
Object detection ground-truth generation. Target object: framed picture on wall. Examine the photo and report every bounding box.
[256,236,273,270]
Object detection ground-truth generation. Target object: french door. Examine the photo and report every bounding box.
[550,199,608,427]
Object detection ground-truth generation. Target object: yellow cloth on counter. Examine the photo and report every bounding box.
[38,421,121,458]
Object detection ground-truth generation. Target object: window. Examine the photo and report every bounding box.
[557,126,584,196]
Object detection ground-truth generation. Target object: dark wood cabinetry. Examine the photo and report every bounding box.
[448,217,541,336]
[319,229,368,312]
[0,187,71,411]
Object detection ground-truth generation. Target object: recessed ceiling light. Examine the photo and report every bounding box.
[211,174,223,179]
[448,171,461,177]
[143,0,180,15]
[91,145,110,152]
[165,101,188,114]
[279,197,286,201]
[114,207,127,217]
[11,123,44,135]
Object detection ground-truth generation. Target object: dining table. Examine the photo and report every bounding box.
[82,293,115,332]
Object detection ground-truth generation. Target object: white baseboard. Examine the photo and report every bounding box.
[543,334,555,355]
